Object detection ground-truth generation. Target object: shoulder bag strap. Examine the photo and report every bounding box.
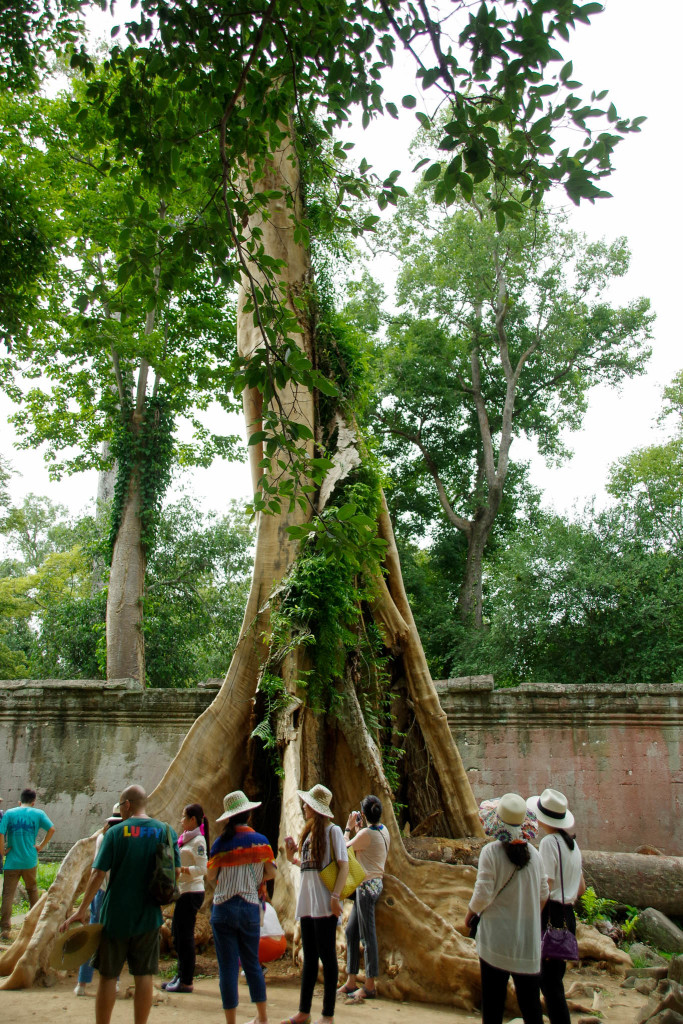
[555,836,566,903]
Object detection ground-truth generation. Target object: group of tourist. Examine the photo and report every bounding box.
[465,788,586,1024]
[48,781,389,1024]
[2,779,585,1024]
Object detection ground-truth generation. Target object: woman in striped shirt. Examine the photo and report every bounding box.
[207,791,277,1024]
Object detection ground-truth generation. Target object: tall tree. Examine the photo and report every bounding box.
[1,83,242,682]
[371,187,653,625]
[0,0,647,1001]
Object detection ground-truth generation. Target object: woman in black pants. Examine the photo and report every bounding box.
[465,793,549,1024]
[527,789,586,1024]
[163,802,209,993]
[282,784,349,1024]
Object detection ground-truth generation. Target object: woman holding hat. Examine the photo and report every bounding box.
[465,793,549,1024]
[527,789,586,1024]
[282,783,349,1024]
[207,790,277,1024]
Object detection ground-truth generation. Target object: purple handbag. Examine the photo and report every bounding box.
[541,838,579,962]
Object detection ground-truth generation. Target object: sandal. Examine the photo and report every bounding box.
[337,983,359,996]
[346,986,377,1003]
[280,1016,311,1024]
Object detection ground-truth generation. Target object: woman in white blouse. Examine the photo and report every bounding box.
[162,802,209,994]
[283,784,348,1024]
[527,789,586,1024]
[465,793,549,1024]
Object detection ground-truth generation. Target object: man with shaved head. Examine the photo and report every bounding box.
[62,784,180,1024]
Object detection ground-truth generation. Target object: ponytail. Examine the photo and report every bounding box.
[503,841,530,868]
[557,828,576,851]
[221,808,250,842]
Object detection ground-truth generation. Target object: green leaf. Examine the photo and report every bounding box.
[423,162,442,182]
[402,94,416,108]
[336,503,356,521]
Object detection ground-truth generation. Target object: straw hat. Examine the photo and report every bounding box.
[297,784,334,818]
[479,793,538,844]
[526,789,575,830]
[216,790,262,822]
[50,923,103,970]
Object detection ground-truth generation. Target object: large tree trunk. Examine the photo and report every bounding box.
[4,127,484,1006]
[91,439,116,597]
[456,512,492,627]
[105,464,146,682]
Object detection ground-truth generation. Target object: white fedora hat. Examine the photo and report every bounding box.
[527,788,574,829]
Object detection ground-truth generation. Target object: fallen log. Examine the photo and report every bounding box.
[405,839,683,916]
[582,851,683,916]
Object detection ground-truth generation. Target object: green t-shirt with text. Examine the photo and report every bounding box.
[93,817,180,939]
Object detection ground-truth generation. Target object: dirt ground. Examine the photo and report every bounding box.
[0,948,648,1024]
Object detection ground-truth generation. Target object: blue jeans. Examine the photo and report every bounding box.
[78,889,105,984]
[211,896,266,1010]
[345,880,382,978]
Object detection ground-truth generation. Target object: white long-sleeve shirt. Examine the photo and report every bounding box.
[178,833,208,895]
[538,833,583,903]
[469,841,549,975]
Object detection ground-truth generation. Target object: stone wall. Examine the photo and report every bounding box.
[1,678,681,855]
[438,677,683,856]
[0,679,217,856]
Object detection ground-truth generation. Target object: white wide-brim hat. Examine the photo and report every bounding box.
[297,784,334,818]
[216,789,262,822]
[527,788,575,830]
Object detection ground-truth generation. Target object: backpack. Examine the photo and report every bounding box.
[148,824,179,905]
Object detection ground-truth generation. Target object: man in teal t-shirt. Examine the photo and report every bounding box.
[62,784,179,1024]
[0,788,55,939]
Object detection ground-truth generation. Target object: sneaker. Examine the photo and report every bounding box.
[164,979,193,993]
[74,983,87,996]
[161,976,178,991]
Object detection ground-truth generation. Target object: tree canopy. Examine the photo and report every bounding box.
[367,179,653,624]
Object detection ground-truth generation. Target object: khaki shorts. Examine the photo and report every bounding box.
[94,927,160,978]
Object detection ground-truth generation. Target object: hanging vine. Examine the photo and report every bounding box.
[106,393,176,562]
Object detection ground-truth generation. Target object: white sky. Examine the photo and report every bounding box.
[2,0,682,521]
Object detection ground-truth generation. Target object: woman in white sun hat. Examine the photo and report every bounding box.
[527,789,586,1024]
[207,790,278,1024]
[282,784,348,1024]
[465,793,549,1024]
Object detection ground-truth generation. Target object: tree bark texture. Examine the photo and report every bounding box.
[7,126,484,1004]
[105,465,146,682]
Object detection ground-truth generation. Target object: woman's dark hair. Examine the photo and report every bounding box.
[220,808,250,843]
[185,803,210,852]
[361,795,382,825]
[556,828,576,852]
[502,841,530,868]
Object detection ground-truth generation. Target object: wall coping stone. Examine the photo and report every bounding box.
[1,677,142,691]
